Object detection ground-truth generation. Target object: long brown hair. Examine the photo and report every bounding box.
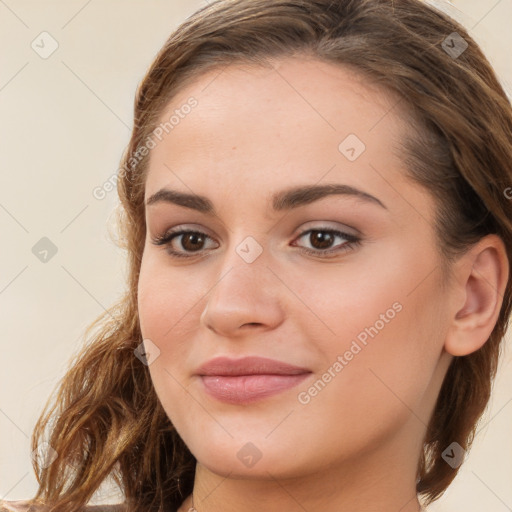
[29,0,512,510]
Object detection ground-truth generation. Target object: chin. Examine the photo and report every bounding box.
[181,430,320,480]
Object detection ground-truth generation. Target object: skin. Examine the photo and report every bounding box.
[137,55,508,512]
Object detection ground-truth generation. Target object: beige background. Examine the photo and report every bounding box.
[0,0,511,510]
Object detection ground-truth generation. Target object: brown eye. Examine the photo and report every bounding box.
[292,227,361,258]
[179,232,207,252]
[152,226,361,260]
[152,229,218,258]
[308,230,336,250]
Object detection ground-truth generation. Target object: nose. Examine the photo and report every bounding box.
[199,243,285,337]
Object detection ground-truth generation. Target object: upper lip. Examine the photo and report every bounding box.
[196,356,311,376]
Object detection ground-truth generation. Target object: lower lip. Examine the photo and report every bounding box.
[200,374,311,404]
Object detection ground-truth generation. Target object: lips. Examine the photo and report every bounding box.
[196,356,311,376]
[196,356,312,404]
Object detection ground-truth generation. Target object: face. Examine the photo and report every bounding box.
[137,56,454,480]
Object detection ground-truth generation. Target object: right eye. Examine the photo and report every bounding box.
[151,229,218,258]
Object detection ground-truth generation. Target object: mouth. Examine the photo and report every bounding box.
[200,374,311,404]
[196,356,312,405]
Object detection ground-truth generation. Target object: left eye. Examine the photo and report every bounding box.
[292,228,361,257]
[151,227,361,259]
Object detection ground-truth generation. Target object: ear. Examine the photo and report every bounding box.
[444,234,509,357]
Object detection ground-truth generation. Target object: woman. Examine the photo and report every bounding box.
[2,0,512,510]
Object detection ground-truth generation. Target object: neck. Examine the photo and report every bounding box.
[179,420,426,512]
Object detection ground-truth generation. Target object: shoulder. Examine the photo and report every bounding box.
[0,501,127,512]
[0,501,39,512]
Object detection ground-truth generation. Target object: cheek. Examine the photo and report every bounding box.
[298,243,446,414]
[291,242,433,353]
[137,255,204,342]
[289,289,444,466]
[137,260,200,428]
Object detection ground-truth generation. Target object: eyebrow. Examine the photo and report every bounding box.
[145,183,387,214]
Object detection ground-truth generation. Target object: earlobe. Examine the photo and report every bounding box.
[444,234,509,357]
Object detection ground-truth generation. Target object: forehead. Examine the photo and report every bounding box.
[155,55,408,139]
[144,56,432,224]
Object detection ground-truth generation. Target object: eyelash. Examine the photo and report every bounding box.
[151,227,361,259]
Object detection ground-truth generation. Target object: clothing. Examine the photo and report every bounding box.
[0,501,126,512]
[1,499,428,511]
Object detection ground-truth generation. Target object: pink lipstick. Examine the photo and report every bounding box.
[196,356,311,404]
